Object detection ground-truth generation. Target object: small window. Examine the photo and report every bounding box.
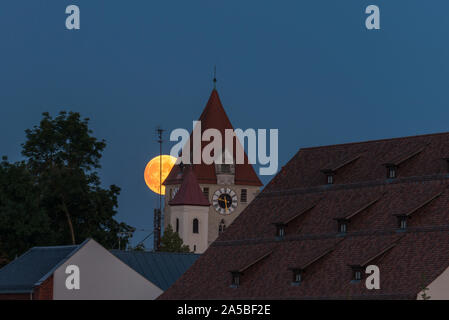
[176,218,179,233]
[388,166,397,179]
[292,270,302,284]
[231,272,241,287]
[193,245,197,252]
[327,175,334,185]
[276,224,285,238]
[400,217,407,230]
[219,220,226,234]
[203,187,209,199]
[338,221,347,233]
[241,189,248,203]
[351,266,364,281]
[193,218,199,234]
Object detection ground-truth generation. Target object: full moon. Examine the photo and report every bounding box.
[144,155,177,195]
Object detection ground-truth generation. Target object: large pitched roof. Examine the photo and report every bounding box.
[160,131,449,299]
[168,166,210,207]
[164,89,262,186]
[110,251,200,291]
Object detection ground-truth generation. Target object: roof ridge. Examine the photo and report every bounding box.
[300,131,449,151]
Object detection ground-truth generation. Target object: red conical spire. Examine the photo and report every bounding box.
[169,166,210,207]
[164,89,262,187]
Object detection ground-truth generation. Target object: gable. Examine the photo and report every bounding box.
[52,239,162,300]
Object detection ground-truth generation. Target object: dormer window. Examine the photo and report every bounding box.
[393,192,442,232]
[336,219,348,234]
[320,155,361,186]
[231,272,241,288]
[322,170,335,185]
[229,251,272,289]
[388,166,396,179]
[350,266,364,282]
[274,223,286,238]
[396,215,408,230]
[400,218,407,229]
[292,269,302,285]
[384,164,397,179]
[321,170,335,185]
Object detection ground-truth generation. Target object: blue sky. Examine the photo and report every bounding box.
[1,1,449,248]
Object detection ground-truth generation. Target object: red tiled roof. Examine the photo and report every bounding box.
[160,132,449,300]
[164,89,262,186]
[169,166,210,207]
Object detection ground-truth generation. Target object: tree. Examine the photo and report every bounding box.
[0,158,52,265]
[159,225,190,253]
[131,243,146,252]
[420,274,431,300]
[0,111,134,263]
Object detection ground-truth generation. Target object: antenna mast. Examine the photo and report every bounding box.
[154,127,164,251]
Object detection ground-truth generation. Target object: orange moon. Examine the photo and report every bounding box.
[144,155,177,195]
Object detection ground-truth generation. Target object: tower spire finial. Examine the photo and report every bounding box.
[213,65,217,89]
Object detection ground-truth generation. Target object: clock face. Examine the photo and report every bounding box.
[212,188,238,215]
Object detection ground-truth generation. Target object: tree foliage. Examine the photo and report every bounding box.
[0,111,134,266]
[0,159,51,262]
[159,225,190,253]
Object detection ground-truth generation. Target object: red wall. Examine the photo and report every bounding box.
[33,275,54,300]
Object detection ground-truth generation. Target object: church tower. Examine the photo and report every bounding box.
[168,166,210,253]
[164,88,262,253]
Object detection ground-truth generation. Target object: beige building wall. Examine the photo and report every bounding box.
[165,183,260,251]
[170,205,209,253]
[417,267,449,300]
[53,239,163,300]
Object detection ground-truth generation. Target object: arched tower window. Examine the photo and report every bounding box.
[219,220,226,234]
[193,218,199,234]
[176,218,179,233]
